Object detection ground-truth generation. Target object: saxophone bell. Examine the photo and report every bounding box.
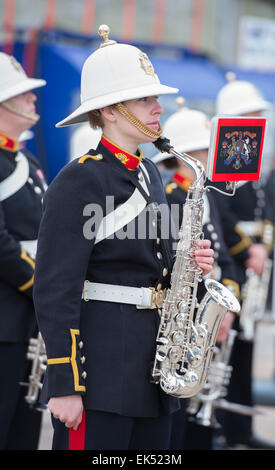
[176,279,240,398]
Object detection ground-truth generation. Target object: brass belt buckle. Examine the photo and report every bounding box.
[149,287,166,309]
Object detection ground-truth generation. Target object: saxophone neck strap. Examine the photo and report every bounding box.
[132,163,173,273]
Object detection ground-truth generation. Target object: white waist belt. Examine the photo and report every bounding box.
[20,239,37,259]
[237,220,263,237]
[82,281,165,309]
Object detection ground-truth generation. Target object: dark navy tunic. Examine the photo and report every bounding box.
[34,137,180,418]
[0,141,45,342]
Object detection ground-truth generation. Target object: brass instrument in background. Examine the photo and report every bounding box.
[187,329,263,427]
[21,332,47,410]
[240,258,273,341]
[152,137,240,398]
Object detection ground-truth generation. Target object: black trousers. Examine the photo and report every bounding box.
[52,409,173,450]
[170,399,213,450]
[216,336,253,439]
[0,342,42,450]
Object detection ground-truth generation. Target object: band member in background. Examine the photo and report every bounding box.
[0,52,47,449]
[33,26,215,451]
[70,123,101,162]
[212,75,274,449]
[152,100,240,450]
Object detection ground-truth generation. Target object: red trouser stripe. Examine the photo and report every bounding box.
[68,409,86,450]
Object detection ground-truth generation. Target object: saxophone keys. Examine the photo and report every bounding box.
[156,350,167,362]
[183,370,199,384]
[187,346,201,365]
[175,313,185,328]
[172,330,184,345]
[168,345,181,362]
[157,337,169,345]
[178,300,187,312]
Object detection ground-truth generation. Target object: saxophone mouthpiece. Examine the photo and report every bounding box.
[154,136,174,154]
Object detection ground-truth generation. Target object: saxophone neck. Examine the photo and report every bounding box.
[172,148,205,185]
[154,136,205,187]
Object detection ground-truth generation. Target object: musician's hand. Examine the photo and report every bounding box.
[193,239,214,276]
[216,311,235,343]
[48,395,83,430]
[245,243,268,276]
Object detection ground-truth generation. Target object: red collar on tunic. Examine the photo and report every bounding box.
[172,172,193,191]
[0,132,19,152]
[101,135,143,171]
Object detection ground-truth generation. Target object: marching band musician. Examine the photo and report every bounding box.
[0,52,47,449]
[33,26,215,451]
[152,101,240,450]
[212,76,274,449]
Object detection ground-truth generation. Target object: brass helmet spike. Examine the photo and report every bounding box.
[176,96,185,109]
[225,71,236,83]
[98,24,117,48]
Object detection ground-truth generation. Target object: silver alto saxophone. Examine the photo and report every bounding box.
[239,258,273,341]
[152,137,240,398]
[187,329,262,427]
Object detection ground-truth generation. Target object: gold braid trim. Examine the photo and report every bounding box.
[18,247,35,292]
[114,102,162,139]
[229,224,252,256]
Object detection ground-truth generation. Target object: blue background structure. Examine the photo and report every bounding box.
[6,29,275,182]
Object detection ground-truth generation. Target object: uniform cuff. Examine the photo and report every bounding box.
[46,329,87,398]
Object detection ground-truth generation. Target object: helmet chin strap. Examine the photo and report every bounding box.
[1,101,40,123]
[114,102,162,140]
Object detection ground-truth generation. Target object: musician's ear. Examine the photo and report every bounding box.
[99,105,117,124]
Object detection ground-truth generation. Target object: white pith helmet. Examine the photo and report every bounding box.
[56,25,178,128]
[152,97,210,164]
[216,72,271,116]
[0,52,46,104]
[70,123,102,160]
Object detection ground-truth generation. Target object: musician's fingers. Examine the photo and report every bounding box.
[197,260,213,267]
[195,239,211,249]
[194,249,214,258]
